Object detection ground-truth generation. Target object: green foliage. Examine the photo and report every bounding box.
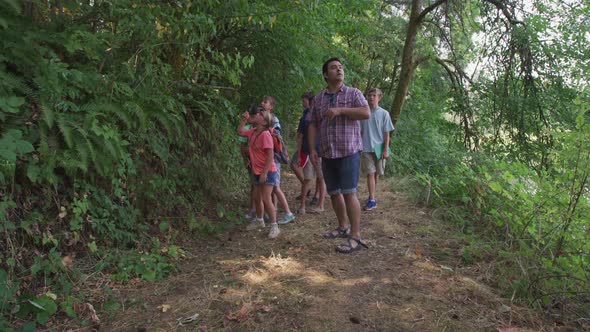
[101,243,182,283]
[393,91,589,309]
[0,0,259,327]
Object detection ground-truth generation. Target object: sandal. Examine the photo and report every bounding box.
[335,237,368,254]
[322,226,350,239]
[308,208,324,214]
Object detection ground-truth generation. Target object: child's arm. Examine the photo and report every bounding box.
[237,112,250,137]
[240,143,250,169]
[259,147,274,183]
[382,131,392,159]
[295,132,303,152]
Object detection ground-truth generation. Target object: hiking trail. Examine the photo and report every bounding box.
[102,171,548,331]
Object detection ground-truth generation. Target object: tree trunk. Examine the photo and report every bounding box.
[390,0,422,125]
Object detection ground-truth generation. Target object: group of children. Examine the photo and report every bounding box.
[237,89,394,241]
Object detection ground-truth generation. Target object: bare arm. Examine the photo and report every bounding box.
[259,147,273,183]
[382,131,391,159]
[237,112,250,136]
[295,133,303,152]
[308,122,318,165]
[328,105,370,120]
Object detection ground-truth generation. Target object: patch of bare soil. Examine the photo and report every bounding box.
[100,172,559,331]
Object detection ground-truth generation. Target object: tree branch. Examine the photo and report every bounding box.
[417,0,449,23]
[483,0,524,25]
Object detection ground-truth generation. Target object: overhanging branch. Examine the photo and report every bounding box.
[417,0,449,23]
[483,0,524,25]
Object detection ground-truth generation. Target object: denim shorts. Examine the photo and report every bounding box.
[252,171,279,186]
[322,151,360,195]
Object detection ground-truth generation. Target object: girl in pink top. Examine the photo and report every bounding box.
[237,106,281,239]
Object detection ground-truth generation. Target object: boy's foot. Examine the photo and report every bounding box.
[246,219,265,231]
[268,223,280,239]
[297,207,306,215]
[277,212,295,225]
[363,199,377,211]
[309,196,319,206]
[244,210,256,221]
[308,207,324,214]
[296,189,312,201]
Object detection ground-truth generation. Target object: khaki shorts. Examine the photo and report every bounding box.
[361,152,386,176]
[303,158,323,180]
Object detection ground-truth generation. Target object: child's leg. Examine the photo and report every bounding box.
[261,184,276,223]
[298,179,313,213]
[274,185,292,214]
[272,189,278,212]
[367,172,377,200]
[250,183,256,213]
[254,184,264,219]
[290,159,304,185]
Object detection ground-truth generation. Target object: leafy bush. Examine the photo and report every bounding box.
[391,95,589,310]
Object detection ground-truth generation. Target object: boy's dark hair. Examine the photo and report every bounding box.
[301,91,314,102]
[322,57,342,76]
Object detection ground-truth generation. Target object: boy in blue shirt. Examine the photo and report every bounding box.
[360,88,394,211]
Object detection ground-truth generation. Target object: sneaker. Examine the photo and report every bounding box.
[246,218,265,231]
[309,197,319,206]
[268,223,280,239]
[363,199,377,211]
[244,210,256,221]
[277,212,295,225]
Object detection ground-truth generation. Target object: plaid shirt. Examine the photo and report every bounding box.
[310,84,368,159]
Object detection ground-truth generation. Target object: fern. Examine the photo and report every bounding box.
[82,101,135,130]
[56,114,74,148]
[40,103,55,128]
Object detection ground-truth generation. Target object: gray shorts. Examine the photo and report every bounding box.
[361,152,386,176]
[303,158,323,180]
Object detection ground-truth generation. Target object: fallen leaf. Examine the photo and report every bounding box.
[226,304,252,322]
[440,265,453,272]
[414,245,423,257]
[61,255,74,268]
[83,303,100,324]
[158,304,171,313]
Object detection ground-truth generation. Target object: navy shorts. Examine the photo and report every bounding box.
[252,171,279,186]
[322,151,360,195]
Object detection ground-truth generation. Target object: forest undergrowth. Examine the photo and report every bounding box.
[64,171,584,331]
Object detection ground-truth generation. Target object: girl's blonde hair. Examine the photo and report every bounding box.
[260,111,274,130]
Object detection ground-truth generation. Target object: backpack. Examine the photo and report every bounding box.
[269,128,289,164]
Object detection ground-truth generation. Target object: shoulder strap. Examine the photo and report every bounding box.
[252,130,264,147]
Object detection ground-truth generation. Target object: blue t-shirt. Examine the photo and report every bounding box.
[297,108,320,155]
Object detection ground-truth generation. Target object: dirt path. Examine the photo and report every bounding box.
[103,171,548,331]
